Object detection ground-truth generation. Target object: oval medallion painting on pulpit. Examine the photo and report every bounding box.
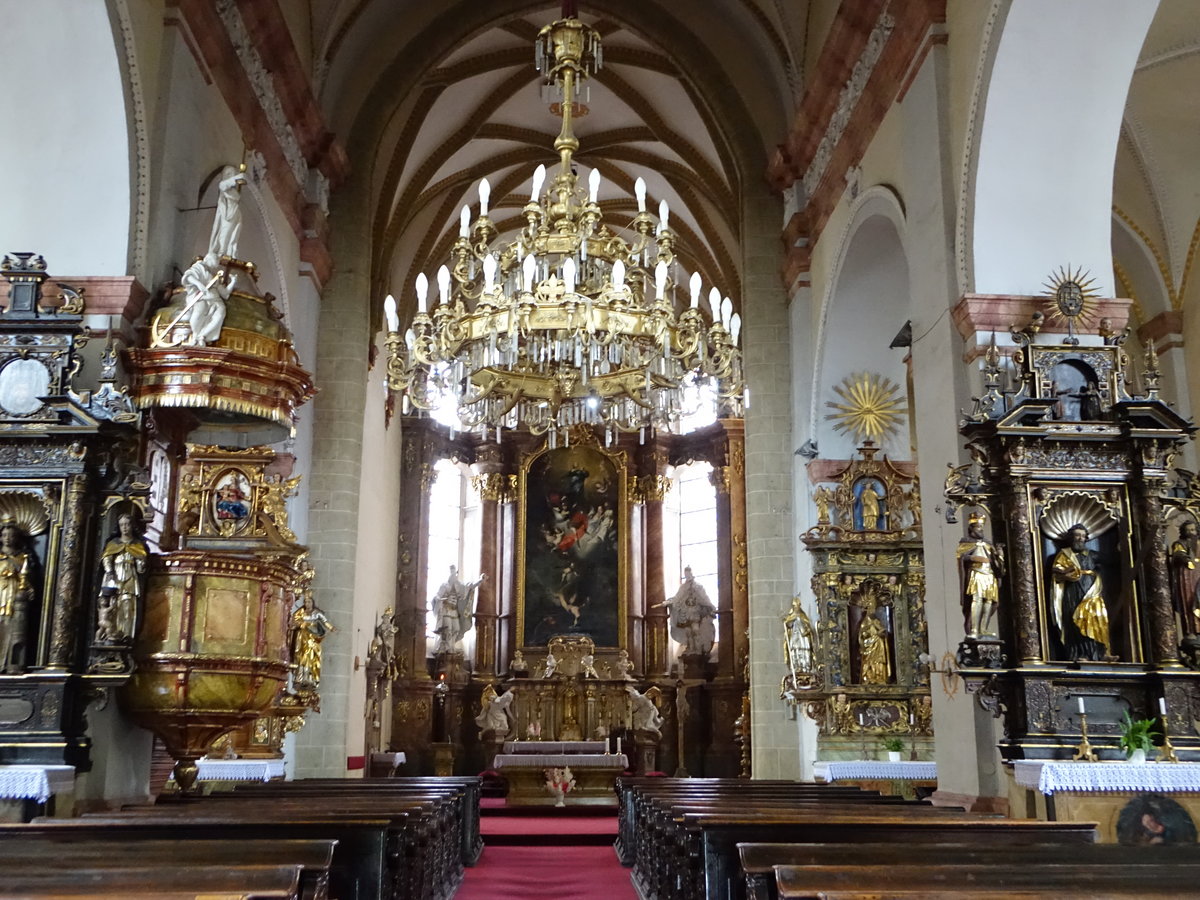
[211,468,252,534]
[519,443,623,647]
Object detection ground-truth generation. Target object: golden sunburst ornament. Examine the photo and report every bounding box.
[1042,265,1100,345]
[825,372,908,445]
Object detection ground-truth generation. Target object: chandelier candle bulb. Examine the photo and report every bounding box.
[721,297,733,328]
[589,167,600,202]
[730,313,742,345]
[708,287,721,320]
[460,205,470,238]
[563,257,577,293]
[523,254,537,292]
[612,259,625,289]
[689,272,702,308]
[659,199,669,231]
[437,265,451,304]
[531,164,546,202]
[383,294,399,333]
[635,177,647,212]
[483,254,497,292]
[415,273,429,314]
[655,261,668,299]
[478,178,490,216]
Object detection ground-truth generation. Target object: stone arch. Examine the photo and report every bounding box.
[0,0,134,276]
[812,187,911,460]
[967,0,1158,297]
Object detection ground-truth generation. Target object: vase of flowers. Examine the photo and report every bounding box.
[1118,712,1160,764]
[545,766,576,806]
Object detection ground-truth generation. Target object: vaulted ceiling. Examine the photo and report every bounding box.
[292,0,809,322]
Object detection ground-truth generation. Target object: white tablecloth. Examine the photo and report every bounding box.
[1014,760,1200,795]
[814,760,937,782]
[494,753,628,769]
[502,741,608,754]
[0,765,75,803]
[180,757,286,782]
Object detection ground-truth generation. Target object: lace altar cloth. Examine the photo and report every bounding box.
[1014,760,1200,795]
[0,765,75,803]
[814,760,938,782]
[166,757,286,783]
[502,741,608,754]
[494,753,627,769]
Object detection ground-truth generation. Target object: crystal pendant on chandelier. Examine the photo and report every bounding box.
[383,8,745,444]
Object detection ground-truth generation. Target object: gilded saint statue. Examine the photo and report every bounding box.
[858,612,891,684]
[431,565,485,654]
[1170,520,1200,637]
[0,516,33,674]
[290,593,335,689]
[97,512,148,643]
[813,486,834,526]
[957,513,1003,639]
[1050,524,1111,661]
[858,481,884,531]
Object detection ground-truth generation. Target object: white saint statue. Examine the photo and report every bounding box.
[179,253,232,346]
[208,164,248,261]
[659,566,717,656]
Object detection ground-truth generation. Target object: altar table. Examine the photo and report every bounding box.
[1009,761,1200,842]
[813,759,937,800]
[494,741,627,806]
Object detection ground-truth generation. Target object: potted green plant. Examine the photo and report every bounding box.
[1118,711,1160,764]
[882,736,905,762]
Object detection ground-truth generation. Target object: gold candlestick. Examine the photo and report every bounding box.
[1072,713,1099,762]
[1159,714,1180,763]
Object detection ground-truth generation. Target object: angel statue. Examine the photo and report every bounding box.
[474,684,515,738]
[431,565,485,654]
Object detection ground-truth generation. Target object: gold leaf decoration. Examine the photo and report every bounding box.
[824,372,908,445]
[0,491,51,536]
[1042,265,1100,329]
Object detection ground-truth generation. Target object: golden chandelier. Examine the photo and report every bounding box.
[383,10,744,445]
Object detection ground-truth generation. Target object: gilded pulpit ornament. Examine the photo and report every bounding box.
[825,372,907,446]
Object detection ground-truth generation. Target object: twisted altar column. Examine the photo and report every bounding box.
[1133,475,1180,667]
[1004,475,1043,666]
[49,473,91,669]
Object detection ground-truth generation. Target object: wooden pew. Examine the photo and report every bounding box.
[740,842,1197,900]
[233,775,484,866]
[15,812,401,900]
[773,855,1200,899]
[0,836,335,900]
[674,810,1096,900]
[0,861,304,899]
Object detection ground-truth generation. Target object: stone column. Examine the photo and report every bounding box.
[472,453,510,678]
[642,452,670,678]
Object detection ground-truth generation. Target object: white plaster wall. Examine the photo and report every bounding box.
[972,0,1159,296]
[0,0,131,274]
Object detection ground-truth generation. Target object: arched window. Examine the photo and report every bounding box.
[663,460,719,662]
[425,458,482,658]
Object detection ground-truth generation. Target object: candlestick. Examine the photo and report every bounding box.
[1072,713,1098,762]
[1077,696,1085,715]
[616,736,622,755]
[1159,700,1180,763]
[1159,697,1168,716]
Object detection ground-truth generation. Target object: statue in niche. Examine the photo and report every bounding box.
[658,566,717,656]
[813,486,834,526]
[1050,524,1112,661]
[431,564,485,654]
[208,164,248,261]
[858,612,891,684]
[1170,520,1200,637]
[612,648,635,680]
[97,511,149,643]
[475,685,515,737]
[856,479,885,531]
[957,512,1003,639]
[0,516,34,674]
[290,592,335,689]
[627,686,663,737]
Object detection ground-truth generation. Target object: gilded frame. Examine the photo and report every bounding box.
[516,431,628,648]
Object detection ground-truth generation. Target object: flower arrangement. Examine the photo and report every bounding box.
[545,766,576,807]
[1118,712,1161,756]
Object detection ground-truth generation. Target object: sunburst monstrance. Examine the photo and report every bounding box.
[1042,265,1100,345]
[824,372,908,445]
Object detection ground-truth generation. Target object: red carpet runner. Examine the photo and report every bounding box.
[456,803,637,899]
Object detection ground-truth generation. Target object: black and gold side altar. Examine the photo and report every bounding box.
[946,278,1199,761]
[0,254,145,767]
[794,445,933,759]
[381,416,748,778]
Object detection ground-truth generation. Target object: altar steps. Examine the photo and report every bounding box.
[479,806,619,846]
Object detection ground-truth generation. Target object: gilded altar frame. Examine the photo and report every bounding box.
[515,429,628,649]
